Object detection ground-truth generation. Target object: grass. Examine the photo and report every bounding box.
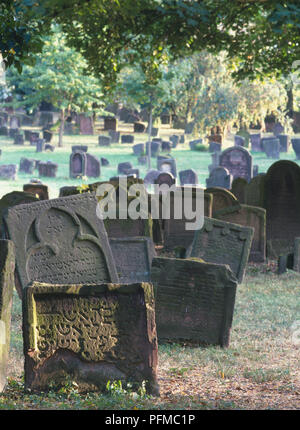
[1,262,299,410]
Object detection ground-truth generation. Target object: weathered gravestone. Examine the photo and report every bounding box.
[23,183,49,200]
[72,145,88,153]
[20,158,36,174]
[101,157,109,167]
[134,122,146,133]
[98,135,111,147]
[8,128,18,139]
[79,114,94,135]
[0,240,15,393]
[262,137,280,159]
[23,282,159,395]
[161,141,172,152]
[29,132,40,145]
[208,152,220,173]
[133,143,145,156]
[219,146,253,182]
[0,165,18,180]
[157,157,177,178]
[278,134,289,152]
[205,187,241,217]
[9,116,20,129]
[209,141,222,153]
[234,135,245,147]
[250,133,262,152]
[214,204,266,263]
[70,151,86,178]
[86,153,101,178]
[104,117,117,131]
[38,161,58,177]
[179,169,198,186]
[189,139,202,150]
[14,133,24,145]
[121,135,134,144]
[291,138,300,159]
[264,160,300,258]
[151,257,237,347]
[170,135,179,146]
[43,130,53,143]
[154,172,175,188]
[36,139,45,153]
[4,193,119,297]
[206,167,232,189]
[187,217,254,283]
[108,130,120,143]
[231,177,248,204]
[144,169,160,186]
[0,126,8,136]
[244,174,266,208]
[146,141,161,157]
[110,237,156,283]
[118,162,133,175]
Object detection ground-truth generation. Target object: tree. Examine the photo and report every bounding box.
[4,26,103,147]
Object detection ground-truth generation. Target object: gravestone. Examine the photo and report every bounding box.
[23,282,159,395]
[146,141,161,157]
[151,257,237,347]
[29,132,40,145]
[138,156,148,165]
[108,130,120,143]
[215,204,266,263]
[23,184,49,200]
[20,158,36,174]
[14,133,24,145]
[291,138,300,159]
[70,151,86,178]
[170,135,179,146]
[219,146,253,182]
[144,169,160,186]
[9,128,18,139]
[122,168,139,178]
[179,135,185,144]
[78,114,94,135]
[189,139,202,150]
[98,135,111,147]
[118,162,133,175]
[121,135,134,144]
[250,133,262,152]
[208,152,220,173]
[0,126,8,136]
[179,169,198,185]
[110,237,156,283]
[157,157,177,178]
[264,160,300,258]
[244,174,266,208]
[45,144,55,152]
[231,177,248,204]
[4,193,119,297]
[187,217,254,283]
[0,240,15,393]
[134,122,146,133]
[253,165,259,177]
[205,187,240,217]
[38,161,58,177]
[133,143,145,156]
[43,130,53,142]
[161,141,172,152]
[146,126,159,137]
[234,135,245,147]
[72,145,88,153]
[86,154,101,178]
[278,134,289,152]
[273,122,284,136]
[154,172,175,188]
[277,254,294,275]
[0,165,18,180]
[104,117,117,131]
[262,137,280,159]
[36,139,45,153]
[293,238,300,272]
[209,141,222,152]
[101,157,109,166]
[206,167,232,189]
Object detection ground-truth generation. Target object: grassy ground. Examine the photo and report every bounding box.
[1,261,299,410]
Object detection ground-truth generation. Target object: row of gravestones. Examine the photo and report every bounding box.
[0,187,255,395]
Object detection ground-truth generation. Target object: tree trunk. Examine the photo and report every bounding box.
[58,108,65,148]
[147,103,153,171]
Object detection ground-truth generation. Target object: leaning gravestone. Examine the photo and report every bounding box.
[291,138,300,160]
[0,240,15,393]
[23,183,49,200]
[219,146,253,182]
[110,237,156,283]
[134,122,146,133]
[187,217,254,283]
[206,167,232,189]
[101,157,109,166]
[23,282,159,395]
[262,137,280,159]
[0,165,18,180]
[151,257,237,347]
[264,160,300,258]
[215,204,266,263]
[179,169,198,185]
[205,187,240,217]
[4,193,119,297]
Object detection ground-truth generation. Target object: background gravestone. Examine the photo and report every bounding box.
[23,184,49,201]
[4,193,119,297]
[118,162,133,175]
[20,158,36,174]
[0,240,15,393]
[209,141,222,152]
[104,117,117,131]
[291,138,300,159]
[244,174,266,208]
[144,169,160,186]
[154,172,175,188]
[151,257,237,347]
[0,165,18,180]
[110,237,156,283]
[38,161,58,177]
[157,157,177,178]
[70,151,86,178]
[98,135,111,147]
[86,153,101,178]
[206,167,232,189]
[179,169,198,185]
[72,145,88,153]
[23,282,159,395]
[146,141,161,157]
[231,177,248,204]
[219,146,253,182]
[121,135,134,144]
[187,217,254,283]
[250,133,262,152]
[205,187,240,217]
[262,137,280,159]
[108,130,120,143]
[234,135,245,147]
[133,143,145,156]
[278,134,289,152]
[79,114,94,135]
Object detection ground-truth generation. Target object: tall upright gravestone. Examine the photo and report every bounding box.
[0,240,15,393]
[3,193,119,297]
[219,146,253,182]
[187,217,254,283]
